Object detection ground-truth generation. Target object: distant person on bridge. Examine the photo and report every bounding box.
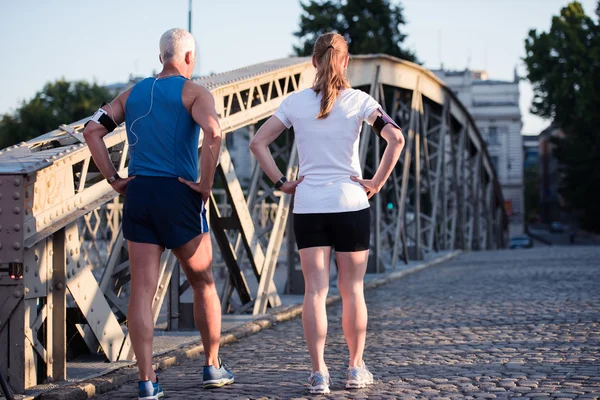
[250,32,405,394]
[83,28,234,399]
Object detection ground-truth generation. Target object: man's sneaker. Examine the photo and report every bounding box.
[308,371,331,394]
[203,358,234,389]
[138,378,164,399]
[346,362,374,389]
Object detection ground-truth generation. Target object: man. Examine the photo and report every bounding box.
[83,28,234,399]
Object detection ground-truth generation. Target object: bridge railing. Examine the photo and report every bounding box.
[0,55,506,392]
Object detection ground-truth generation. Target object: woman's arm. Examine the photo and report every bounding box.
[351,109,405,198]
[249,116,303,193]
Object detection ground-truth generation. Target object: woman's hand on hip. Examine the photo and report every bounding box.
[280,176,304,195]
[350,176,380,199]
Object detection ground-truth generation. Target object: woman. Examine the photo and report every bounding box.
[249,32,404,394]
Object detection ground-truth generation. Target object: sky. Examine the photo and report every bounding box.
[0,0,597,135]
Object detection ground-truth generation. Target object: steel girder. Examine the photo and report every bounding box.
[0,55,505,392]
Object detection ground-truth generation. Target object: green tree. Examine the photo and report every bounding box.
[523,1,600,232]
[0,79,112,149]
[294,0,418,62]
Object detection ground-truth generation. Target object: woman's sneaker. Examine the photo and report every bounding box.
[346,362,374,389]
[308,371,331,394]
[138,378,164,399]
[203,358,235,389]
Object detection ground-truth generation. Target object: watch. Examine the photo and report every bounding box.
[274,176,288,189]
[107,173,121,184]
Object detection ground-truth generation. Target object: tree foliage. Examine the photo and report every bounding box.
[0,79,112,149]
[294,0,418,62]
[523,1,600,232]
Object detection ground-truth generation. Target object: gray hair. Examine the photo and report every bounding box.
[159,28,196,63]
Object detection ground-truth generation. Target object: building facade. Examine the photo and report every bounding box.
[433,69,524,236]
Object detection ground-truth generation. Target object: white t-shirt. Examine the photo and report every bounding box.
[274,88,380,214]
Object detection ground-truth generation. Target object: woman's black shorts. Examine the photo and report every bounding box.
[293,208,371,252]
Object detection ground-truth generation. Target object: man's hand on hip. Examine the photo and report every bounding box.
[110,176,135,195]
[178,177,210,203]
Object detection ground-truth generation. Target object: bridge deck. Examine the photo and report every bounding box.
[33,246,600,399]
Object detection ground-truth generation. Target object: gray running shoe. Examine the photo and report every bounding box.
[308,371,331,394]
[346,362,374,389]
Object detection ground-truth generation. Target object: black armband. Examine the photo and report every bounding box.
[372,108,401,138]
[84,103,118,132]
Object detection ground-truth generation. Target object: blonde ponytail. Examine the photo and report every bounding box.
[312,33,351,119]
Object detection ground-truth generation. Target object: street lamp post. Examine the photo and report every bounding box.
[188,0,192,33]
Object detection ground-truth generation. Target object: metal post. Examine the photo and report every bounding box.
[188,0,192,33]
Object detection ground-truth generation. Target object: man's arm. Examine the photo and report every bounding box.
[82,88,133,194]
[183,85,222,200]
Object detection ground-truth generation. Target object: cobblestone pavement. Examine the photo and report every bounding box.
[94,246,600,399]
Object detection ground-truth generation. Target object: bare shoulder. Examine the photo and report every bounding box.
[115,86,133,109]
[182,81,213,111]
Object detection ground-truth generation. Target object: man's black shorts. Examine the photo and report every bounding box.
[123,176,208,249]
[293,208,371,252]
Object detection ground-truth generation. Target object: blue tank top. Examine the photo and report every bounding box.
[125,76,200,182]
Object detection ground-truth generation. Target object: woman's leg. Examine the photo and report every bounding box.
[336,249,369,368]
[300,246,332,374]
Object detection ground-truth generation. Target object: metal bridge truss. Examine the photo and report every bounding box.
[0,55,506,392]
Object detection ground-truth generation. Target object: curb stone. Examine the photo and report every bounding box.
[31,250,461,400]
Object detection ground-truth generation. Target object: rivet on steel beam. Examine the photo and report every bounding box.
[76,248,79,254]
[14,290,21,298]
[35,253,39,262]
[55,283,63,290]
[77,263,81,268]
[27,226,31,233]
[77,282,80,288]
[67,272,71,278]
[159,284,164,289]
[104,331,106,336]
[91,308,94,312]
[49,213,53,220]
[34,187,38,193]
[25,265,29,273]
[34,287,38,293]
[13,178,21,186]
[43,217,47,224]
[24,288,28,295]
[0,243,3,250]
[97,320,101,325]
[51,156,57,160]
[13,224,21,231]
[13,242,21,250]
[84,295,87,300]
[25,209,29,216]
[55,210,58,217]
[13,192,20,200]
[47,181,51,188]
[47,198,52,204]
[34,271,38,277]
[69,234,72,241]
[13,206,21,214]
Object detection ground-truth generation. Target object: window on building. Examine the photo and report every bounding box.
[490,156,499,171]
[488,126,499,145]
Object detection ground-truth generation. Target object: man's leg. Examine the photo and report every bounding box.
[127,241,164,382]
[172,232,221,367]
